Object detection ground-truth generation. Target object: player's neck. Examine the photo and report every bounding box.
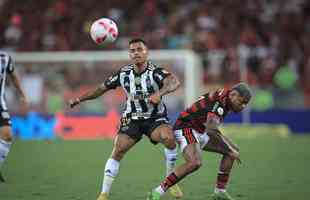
[134,62,147,73]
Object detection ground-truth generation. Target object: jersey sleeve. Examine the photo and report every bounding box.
[102,71,121,89]
[152,67,171,88]
[6,55,14,74]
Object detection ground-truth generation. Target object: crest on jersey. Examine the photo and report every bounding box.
[135,77,141,85]
[217,107,224,116]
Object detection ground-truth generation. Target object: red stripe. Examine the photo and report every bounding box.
[181,111,190,118]
[188,129,195,143]
[199,99,206,109]
[191,104,198,112]
[184,128,196,144]
[184,128,191,143]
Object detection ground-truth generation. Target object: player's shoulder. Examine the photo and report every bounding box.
[120,64,134,72]
[148,61,168,71]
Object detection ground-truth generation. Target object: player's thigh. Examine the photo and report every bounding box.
[150,124,174,142]
[111,133,137,160]
[183,143,202,163]
[0,125,13,141]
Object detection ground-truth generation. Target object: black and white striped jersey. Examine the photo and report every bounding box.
[0,51,14,111]
[103,61,171,120]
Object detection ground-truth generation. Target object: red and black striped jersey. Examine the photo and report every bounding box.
[173,88,231,134]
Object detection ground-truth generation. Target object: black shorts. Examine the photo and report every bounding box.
[0,110,12,127]
[119,116,169,143]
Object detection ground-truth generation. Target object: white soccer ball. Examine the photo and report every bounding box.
[90,18,118,45]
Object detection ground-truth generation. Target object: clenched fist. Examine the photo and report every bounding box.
[68,98,81,108]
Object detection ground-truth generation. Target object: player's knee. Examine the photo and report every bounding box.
[164,138,176,149]
[112,148,126,161]
[162,130,176,149]
[163,135,176,149]
[187,158,202,172]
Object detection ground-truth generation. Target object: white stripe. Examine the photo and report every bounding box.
[140,72,148,96]
[1,72,7,110]
[120,71,131,116]
[141,71,153,114]
[0,55,7,110]
[129,71,142,113]
[149,70,159,91]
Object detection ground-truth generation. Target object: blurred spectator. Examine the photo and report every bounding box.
[1,0,310,109]
[20,65,44,110]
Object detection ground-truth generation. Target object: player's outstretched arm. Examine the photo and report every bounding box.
[69,84,109,108]
[149,74,180,104]
[9,71,27,103]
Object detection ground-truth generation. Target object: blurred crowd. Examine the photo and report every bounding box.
[1,0,310,110]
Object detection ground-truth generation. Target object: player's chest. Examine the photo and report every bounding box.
[119,70,158,94]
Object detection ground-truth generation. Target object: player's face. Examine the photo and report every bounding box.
[129,42,148,64]
[229,90,250,112]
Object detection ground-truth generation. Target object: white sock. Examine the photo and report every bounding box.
[164,148,178,177]
[101,158,120,194]
[0,139,11,170]
[154,185,165,196]
[214,188,226,193]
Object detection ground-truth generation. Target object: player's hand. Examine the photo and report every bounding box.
[229,150,242,165]
[68,98,81,108]
[148,92,161,104]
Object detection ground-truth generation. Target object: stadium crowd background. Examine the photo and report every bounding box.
[0,0,310,113]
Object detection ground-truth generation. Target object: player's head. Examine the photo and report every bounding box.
[229,83,252,112]
[129,38,148,65]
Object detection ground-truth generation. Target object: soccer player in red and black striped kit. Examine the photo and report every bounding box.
[148,83,252,200]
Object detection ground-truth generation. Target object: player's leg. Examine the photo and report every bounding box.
[203,131,240,200]
[0,125,13,183]
[97,133,138,200]
[147,129,202,200]
[148,121,183,198]
[164,147,177,177]
[149,123,176,149]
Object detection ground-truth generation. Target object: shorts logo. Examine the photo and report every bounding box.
[121,117,130,131]
[121,125,129,131]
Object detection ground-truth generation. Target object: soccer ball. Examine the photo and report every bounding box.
[90,18,118,45]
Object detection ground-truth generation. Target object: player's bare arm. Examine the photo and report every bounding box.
[8,71,27,103]
[69,84,109,108]
[149,74,180,104]
[204,115,241,163]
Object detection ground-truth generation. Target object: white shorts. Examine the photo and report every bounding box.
[174,128,210,152]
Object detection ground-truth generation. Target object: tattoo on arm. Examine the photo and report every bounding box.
[78,85,109,103]
[158,74,180,97]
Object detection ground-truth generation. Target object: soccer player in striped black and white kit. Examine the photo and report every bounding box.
[0,51,27,183]
[69,38,182,200]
